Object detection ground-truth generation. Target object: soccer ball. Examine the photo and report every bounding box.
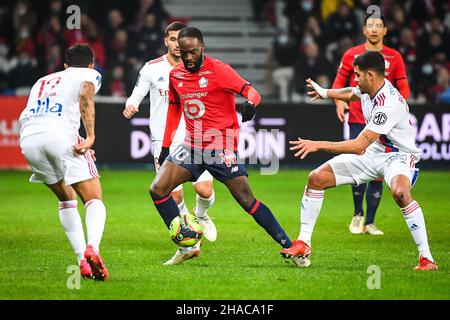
[169,214,203,247]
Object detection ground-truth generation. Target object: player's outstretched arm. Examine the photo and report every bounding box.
[306,78,360,103]
[289,128,380,159]
[74,81,96,155]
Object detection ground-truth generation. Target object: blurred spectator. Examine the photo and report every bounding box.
[267,31,298,101]
[293,41,330,95]
[135,13,164,62]
[12,0,36,35]
[104,9,125,46]
[36,16,65,74]
[432,67,450,103]
[385,4,408,48]
[325,1,359,42]
[410,0,448,23]
[417,17,448,62]
[303,16,325,47]
[398,27,417,77]
[9,51,38,89]
[48,0,65,24]
[83,16,106,69]
[131,0,169,33]
[104,65,127,97]
[283,0,321,44]
[14,25,35,57]
[326,36,354,72]
[107,30,135,69]
[45,44,63,74]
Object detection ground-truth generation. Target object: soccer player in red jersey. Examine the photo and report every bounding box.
[332,13,410,235]
[149,27,295,266]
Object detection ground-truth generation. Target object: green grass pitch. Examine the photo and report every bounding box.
[0,169,449,300]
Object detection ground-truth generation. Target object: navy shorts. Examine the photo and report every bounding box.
[349,123,366,139]
[166,144,248,183]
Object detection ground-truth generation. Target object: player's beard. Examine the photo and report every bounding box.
[184,54,204,73]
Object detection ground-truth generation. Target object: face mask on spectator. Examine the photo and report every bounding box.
[278,35,289,45]
[301,0,313,12]
[422,64,433,75]
[19,30,30,38]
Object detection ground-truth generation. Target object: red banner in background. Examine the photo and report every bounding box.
[0,97,28,169]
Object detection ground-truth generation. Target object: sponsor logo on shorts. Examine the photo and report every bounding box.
[385,153,407,166]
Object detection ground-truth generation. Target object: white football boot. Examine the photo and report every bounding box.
[363,223,384,235]
[349,215,364,234]
[196,213,217,242]
[163,241,201,265]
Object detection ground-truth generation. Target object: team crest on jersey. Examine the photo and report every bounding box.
[199,77,208,88]
[158,76,164,82]
[219,149,237,168]
[372,112,387,125]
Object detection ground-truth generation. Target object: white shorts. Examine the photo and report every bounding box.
[20,132,99,185]
[328,151,418,189]
[152,140,213,192]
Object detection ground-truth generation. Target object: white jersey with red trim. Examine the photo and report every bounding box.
[354,79,421,161]
[127,54,185,143]
[19,67,102,138]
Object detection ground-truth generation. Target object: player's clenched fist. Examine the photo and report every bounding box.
[123,105,139,118]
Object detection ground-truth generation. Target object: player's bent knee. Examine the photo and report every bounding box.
[391,187,412,205]
[195,183,213,199]
[308,170,326,190]
[149,182,165,200]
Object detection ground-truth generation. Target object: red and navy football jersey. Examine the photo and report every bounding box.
[164,55,249,150]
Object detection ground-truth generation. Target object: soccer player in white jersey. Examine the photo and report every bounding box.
[281,51,438,270]
[19,44,109,280]
[123,22,217,255]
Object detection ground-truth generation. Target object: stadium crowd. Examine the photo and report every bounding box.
[0,0,170,96]
[265,0,450,104]
[0,0,449,104]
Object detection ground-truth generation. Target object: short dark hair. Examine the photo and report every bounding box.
[65,44,94,67]
[178,27,203,43]
[364,13,386,27]
[165,21,187,37]
[353,51,385,76]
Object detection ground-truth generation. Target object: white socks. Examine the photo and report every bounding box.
[85,199,106,252]
[298,187,324,244]
[194,191,215,218]
[178,199,190,215]
[59,200,86,263]
[401,200,434,262]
